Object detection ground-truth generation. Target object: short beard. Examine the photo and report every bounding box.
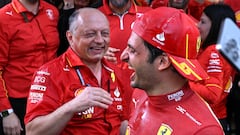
[109,0,129,9]
[27,0,38,4]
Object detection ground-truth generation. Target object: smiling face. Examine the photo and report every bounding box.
[67,10,110,64]
[120,32,159,90]
[198,13,211,43]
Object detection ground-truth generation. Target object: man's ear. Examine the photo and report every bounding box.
[157,53,171,70]
[66,31,73,46]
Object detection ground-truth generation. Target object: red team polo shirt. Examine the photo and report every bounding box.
[0,0,59,110]
[127,85,224,135]
[25,48,132,135]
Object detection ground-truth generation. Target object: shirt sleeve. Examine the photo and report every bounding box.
[0,14,12,111]
[24,67,62,124]
[189,46,235,104]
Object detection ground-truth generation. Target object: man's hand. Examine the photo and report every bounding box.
[3,113,23,135]
[69,87,113,113]
[104,47,120,64]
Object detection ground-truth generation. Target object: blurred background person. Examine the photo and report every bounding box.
[0,0,59,134]
[189,3,236,135]
[57,0,96,56]
[0,0,11,8]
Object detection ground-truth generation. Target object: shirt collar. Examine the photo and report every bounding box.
[65,48,114,73]
[101,0,138,16]
[12,0,43,14]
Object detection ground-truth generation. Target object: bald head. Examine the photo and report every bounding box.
[69,8,109,34]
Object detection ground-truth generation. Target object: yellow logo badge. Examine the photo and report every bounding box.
[125,126,130,135]
[74,88,84,97]
[111,72,115,82]
[157,123,173,135]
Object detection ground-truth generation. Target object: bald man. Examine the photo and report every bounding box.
[25,8,131,135]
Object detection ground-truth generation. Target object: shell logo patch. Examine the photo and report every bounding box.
[157,123,173,135]
[114,88,120,97]
[224,77,233,93]
[236,10,240,24]
[74,88,84,97]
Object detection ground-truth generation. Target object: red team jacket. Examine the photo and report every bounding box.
[127,85,224,135]
[0,0,59,111]
[189,45,236,119]
[25,48,132,135]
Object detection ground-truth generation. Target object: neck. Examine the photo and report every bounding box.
[109,1,131,15]
[19,0,39,15]
[146,70,188,96]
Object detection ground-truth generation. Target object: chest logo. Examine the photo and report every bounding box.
[46,9,54,20]
[157,123,173,135]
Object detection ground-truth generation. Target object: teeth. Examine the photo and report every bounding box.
[128,66,134,70]
[90,46,104,50]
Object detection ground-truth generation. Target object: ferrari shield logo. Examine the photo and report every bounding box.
[157,123,173,135]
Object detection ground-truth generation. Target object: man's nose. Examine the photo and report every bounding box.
[120,49,129,62]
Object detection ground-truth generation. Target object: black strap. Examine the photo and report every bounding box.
[20,12,29,22]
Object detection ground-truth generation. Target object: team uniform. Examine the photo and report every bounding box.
[125,6,225,135]
[24,48,131,135]
[0,0,59,113]
[189,45,236,119]
[127,85,224,135]
[188,0,212,20]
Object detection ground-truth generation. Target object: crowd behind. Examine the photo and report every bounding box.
[0,0,240,135]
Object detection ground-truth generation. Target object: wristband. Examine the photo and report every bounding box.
[0,109,14,118]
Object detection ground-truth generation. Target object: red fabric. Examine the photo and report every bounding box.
[129,88,147,116]
[150,0,168,8]
[0,0,59,111]
[224,0,240,27]
[98,0,151,72]
[188,0,211,20]
[189,45,236,119]
[148,0,208,21]
[25,48,132,134]
[127,85,224,135]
